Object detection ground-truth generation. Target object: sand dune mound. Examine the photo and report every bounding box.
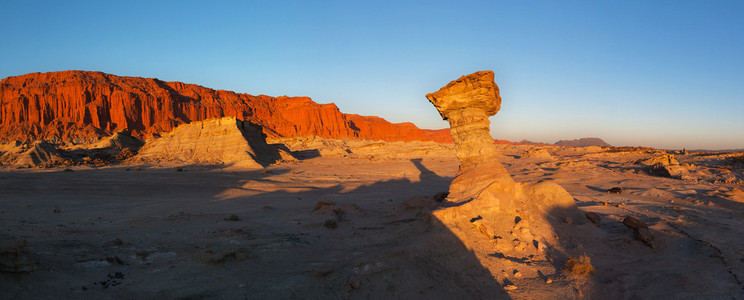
[134,117,294,168]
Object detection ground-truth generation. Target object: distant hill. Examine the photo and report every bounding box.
[554,138,611,147]
[518,139,554,146]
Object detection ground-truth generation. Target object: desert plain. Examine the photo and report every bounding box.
[2,137,744,299]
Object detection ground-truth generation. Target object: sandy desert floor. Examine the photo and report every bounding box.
[1,143,744,299]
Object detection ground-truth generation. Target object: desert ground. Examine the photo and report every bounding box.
[2,139,743,299]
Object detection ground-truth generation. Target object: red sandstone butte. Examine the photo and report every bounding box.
[0,71,452,143]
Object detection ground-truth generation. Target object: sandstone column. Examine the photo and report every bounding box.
[426,71,514,203]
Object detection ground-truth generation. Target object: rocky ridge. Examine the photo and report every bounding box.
[0,71,451,144]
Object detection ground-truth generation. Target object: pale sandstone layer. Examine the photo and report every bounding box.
[134,117,293,168]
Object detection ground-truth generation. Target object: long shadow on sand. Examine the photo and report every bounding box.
[0,161,511,299]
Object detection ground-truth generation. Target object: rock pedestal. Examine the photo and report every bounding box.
[426,71,514,203]
[426,71,584,264]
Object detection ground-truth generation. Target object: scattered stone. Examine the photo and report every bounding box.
[53,207,61,213]
[622,216,648,229]
[607,187,623,194]
[311,270,334,277]
[622,216,655,248]
[323,219,338,229]
[224,214,240,221]
[585,212,601,225]
[635,227,657,248]
[314,201,335,211]
[176,167,183,172]
[200,248,252,264]
[348,276,361,290]
[433,192,449,202]
[104,239,123,247]
[63,168,73,172]
[105,256,125,265]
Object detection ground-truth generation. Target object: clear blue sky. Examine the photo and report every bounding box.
[1,1,743,149]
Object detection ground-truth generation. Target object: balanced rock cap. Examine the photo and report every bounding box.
[425,70,501,120]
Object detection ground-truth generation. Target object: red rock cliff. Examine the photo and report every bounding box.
[0,71,453,143]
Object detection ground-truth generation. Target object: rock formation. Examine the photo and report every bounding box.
[426,71,516,201]
[427,71,583,267]
[89,130,144,150]
[133,117,293,168]
[0,71,452,144]
[0,141,62,168]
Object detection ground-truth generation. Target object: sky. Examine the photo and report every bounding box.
[1,1,743,150]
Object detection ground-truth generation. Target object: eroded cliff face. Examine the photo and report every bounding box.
[0,71,452,144]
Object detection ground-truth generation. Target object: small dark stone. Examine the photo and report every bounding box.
[634,227,656,248]
[104,238,123,247]
[470,216,483,223]
[105,256,125,265]
[433,192,449,202]
[348,276,361,290]
[324,219,338,229]
[585,212,601,225]
[224,214,240,221]
[176,167,183,172]
[622,216,648,229]
[607,187,623,194]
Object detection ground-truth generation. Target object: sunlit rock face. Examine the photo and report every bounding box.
[427,71,584,268]
[133,117,293,168]
[426,70,501,169]
[0,70,452,144]
[426,71,515,203]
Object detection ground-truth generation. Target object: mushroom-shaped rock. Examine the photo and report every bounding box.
[426,71,514,202]
[427,71,584,270]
